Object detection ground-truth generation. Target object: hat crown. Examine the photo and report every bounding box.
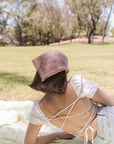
[32,49,69,81]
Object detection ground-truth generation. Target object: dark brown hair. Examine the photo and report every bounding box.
[29,71,67,94]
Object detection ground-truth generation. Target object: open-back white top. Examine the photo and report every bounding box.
[29,75,98,143]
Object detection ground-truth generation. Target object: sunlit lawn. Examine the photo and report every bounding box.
[0,43,114,101]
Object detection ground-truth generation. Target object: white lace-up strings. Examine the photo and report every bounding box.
[61,97,80,129]
[49,102,92,120]
[84,126,94,144]
[49,97,95,144]
[74,105,95,136]
[49,97,80,121]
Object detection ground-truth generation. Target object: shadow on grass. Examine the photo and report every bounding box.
[0,71,31,85]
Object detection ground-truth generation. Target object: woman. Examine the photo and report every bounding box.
[24,49,114,144]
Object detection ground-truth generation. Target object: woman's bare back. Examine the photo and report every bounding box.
[39,82,97,141]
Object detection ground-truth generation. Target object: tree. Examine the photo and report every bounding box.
[0,1,9,45]
[102,0,114,43]
[0,0,114,46]
[30,0,62,45]
[7,0,35,46]
[95,18,109,36]
[61,4,78,43]
[79,0,103,44]
[64,0,105,43]
[64,0,84,38]
[110,27,114,36]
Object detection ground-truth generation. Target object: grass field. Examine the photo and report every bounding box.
[0,43,114,101]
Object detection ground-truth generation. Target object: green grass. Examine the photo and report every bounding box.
[0,43,114,100]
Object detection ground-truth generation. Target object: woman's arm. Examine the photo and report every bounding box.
[36,131,75,144]
[91,88,114,106]
[24,123,41,144]
[24,123,75,144]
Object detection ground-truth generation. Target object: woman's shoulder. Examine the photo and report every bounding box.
[69,75,98,98]
[69,75,82,87]
[70,74,81,79]
[33,99,40,104]
[29,99,49,125]
[32,99,48,119]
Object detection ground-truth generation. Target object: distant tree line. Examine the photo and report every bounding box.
[0,0,114,46]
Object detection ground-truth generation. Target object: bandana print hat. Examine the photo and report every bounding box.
[32,49,69,82]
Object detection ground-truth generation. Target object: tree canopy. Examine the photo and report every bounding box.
[0,0,114,46]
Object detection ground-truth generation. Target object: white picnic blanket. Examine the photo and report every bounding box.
[0,101,86,144]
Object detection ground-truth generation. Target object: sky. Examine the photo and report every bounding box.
[109,13,114,35]
[110,13,114,28]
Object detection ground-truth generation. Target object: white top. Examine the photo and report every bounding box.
[29,75,98,125]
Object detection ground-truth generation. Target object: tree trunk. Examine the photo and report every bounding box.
[46,32,50,45]
[70,30,74,43]
[39,31,42,45]
[88,33,92,44]
[31,39,36,46]
[102,4,113,43]
[88,16,98,44]
[18,25,23,46]
[88,28,95,44]
[58,31,62,45]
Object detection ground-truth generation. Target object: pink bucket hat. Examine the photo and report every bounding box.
[32,49,69,82]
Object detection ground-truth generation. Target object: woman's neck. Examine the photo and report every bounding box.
[43,82,72,108]
[45,93,65,103]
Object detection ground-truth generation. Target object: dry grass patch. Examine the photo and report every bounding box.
[0,43,114,100]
